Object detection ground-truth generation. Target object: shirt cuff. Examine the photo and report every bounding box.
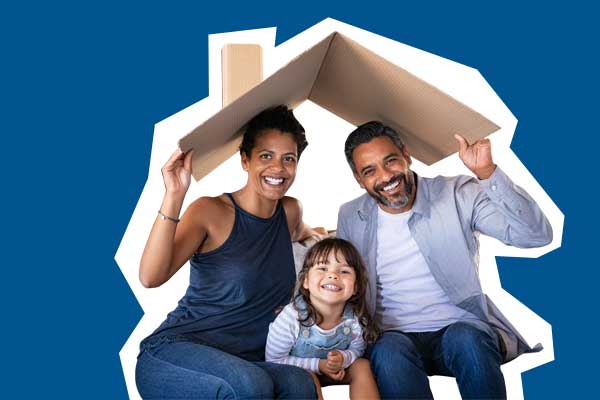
[339,350,354,369]
[309,357,321,374]
[478,166,513,200]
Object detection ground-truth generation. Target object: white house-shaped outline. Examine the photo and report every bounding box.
[116,18,563,399]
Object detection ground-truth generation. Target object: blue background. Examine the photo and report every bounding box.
[2,1,596,398]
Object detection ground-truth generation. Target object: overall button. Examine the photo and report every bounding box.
[302,329,310,338]
[343,327,351,335]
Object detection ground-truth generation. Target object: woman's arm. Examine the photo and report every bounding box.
[139,149,207,288]
[282,197,328,242]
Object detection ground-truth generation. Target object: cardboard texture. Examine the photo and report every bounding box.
[222,44,263,107]
[179,32,500,181]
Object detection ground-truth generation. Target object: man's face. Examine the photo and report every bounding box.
[351,136,416,214]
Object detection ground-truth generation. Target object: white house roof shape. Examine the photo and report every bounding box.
[179,31,500,181]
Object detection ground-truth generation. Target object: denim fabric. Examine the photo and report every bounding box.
[136,336,317,399]
[367,322,506,399]
[289,303,355,359]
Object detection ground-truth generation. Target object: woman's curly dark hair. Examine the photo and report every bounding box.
[239,105,307,159]
[292,238,380,343]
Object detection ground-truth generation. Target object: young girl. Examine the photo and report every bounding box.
[266,238,380,399]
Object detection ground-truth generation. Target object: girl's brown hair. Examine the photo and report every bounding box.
[293,238,380,343]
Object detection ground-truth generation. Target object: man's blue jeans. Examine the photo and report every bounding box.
[136,337,317,399]
[368,322,506,399]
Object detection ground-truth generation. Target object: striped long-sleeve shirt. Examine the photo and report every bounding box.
[265,303,366,374]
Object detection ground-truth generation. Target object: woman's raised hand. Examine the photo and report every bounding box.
[161,148,193,196]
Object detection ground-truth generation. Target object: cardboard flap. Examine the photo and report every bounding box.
[179,33,336,181]
[309,34,500,165]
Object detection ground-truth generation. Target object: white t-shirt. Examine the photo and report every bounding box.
[376,207,477,332]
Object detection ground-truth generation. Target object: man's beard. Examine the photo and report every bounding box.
[370,172,414,210]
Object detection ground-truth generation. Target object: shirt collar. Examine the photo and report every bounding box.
[410,173,430,218]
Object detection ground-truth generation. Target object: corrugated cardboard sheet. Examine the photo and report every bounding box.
[180,32,499,181]
[222,44,263,107]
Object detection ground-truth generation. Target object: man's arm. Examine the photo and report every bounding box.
[468,168,552,247]
[455,134,552,247]
[336,205,351,241]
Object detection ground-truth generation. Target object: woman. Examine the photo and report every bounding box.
[136,105,324,399]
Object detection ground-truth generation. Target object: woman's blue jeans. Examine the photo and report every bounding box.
[136,337,317,399]
[368,322,506,400]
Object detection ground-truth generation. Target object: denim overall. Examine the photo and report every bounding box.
[290,299,357,359]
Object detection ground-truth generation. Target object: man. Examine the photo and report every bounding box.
[336,121,552,399]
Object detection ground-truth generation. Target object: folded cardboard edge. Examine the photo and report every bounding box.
[308,33,500,165]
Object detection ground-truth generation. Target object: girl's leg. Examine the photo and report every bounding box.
[345,358,380,400]
[309,371,325,400]
[136,340,274,399]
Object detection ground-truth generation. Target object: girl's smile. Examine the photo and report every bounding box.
[303,251,357,307]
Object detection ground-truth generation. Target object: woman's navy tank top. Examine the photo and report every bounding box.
[143,193,296,361]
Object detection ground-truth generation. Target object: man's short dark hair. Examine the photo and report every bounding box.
[239,105,308,158]
[344,121,406,172]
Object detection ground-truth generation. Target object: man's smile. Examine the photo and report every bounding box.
[376,174,406,196]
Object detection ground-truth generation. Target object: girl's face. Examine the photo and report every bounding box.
[303,250,357,307]
[241,129,298,201]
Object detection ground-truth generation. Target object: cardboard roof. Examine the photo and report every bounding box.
[179,32,500,181]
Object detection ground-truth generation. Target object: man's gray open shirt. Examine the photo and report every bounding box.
[336,167,552,362]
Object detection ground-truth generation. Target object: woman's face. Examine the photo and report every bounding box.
[241,129,298,201]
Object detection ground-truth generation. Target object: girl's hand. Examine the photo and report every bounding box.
[326,350,344,371]
[318,359,346,381]
[161,148,193,196]
[329,368,345,381]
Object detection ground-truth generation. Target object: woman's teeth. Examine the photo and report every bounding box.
[264,176,284,185]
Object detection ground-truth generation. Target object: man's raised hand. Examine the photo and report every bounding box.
[454,134,496,180]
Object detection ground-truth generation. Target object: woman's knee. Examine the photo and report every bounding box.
[233,365,275,399]
[136,341,275,399]
[136,350,237,399]
[259,362,317,399]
